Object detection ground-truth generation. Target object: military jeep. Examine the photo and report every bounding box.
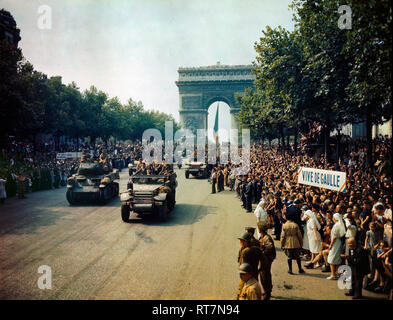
[184,162,208,179]
[120,173,177,222]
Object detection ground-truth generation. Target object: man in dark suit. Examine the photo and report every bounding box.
[245,178,253,212]
[342,237,370,299]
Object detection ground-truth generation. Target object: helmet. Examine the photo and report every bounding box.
[287,200,293,205]
[301,205,309,212]
[294,198,302,204]
[238,232,251,241]
[239,263,253,274]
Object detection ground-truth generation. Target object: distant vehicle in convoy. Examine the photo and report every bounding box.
[184,162,208,179]
[66,162,120,205]
[120,173,177,222]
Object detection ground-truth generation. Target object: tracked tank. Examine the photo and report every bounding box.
[66,162,120,205]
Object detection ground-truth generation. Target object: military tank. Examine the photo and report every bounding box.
[66,162,120,205]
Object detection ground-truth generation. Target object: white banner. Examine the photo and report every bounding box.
[56,152,82,159]
[297,167,346,192]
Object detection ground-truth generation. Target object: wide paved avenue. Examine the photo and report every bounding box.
[0,169,382,300]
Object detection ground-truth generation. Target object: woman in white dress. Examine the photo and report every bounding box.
[327,213,346,280]
[303,210,322,267]
[301,209,309,252]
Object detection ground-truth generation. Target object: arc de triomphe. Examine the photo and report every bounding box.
[175,64,255,133]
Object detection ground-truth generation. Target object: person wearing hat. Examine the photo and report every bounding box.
[237,232,263,299]
[281,213,305,275]
[257,221,276,300]
[245,227,260,248]
[269,191,283,240]
[237,263,262,300]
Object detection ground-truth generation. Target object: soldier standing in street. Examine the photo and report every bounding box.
[257,221,276,300]
[245,227,260,248]
[237,232,263,299]
[53,167,60,189]
[238,263,262,300]
[211,168,217,194]
[17,172,26,199]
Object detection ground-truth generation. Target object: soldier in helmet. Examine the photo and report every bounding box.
[238,263,262,300]
[236,232,263,299]
[257,221,276,300]
[81,149,92,163]
[99,149,111,172]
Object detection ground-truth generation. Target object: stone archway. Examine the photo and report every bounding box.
[175,63,255,133]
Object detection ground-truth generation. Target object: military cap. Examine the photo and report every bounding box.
[238,232,251,241]
[245,227,256,233]
[239,263,253,274]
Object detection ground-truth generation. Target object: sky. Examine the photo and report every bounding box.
[1,0,295,139]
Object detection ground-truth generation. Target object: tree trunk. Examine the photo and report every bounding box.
[324,125,329,168]
[366,107,373,167]
[336,131,340,166]
[294,127,298,155]
[279,126,285,154]
[286,134,290,151]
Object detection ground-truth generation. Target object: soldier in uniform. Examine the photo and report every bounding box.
[238,263,262,300]
[81,149,92,162]
[219,166,225,191]
[32,166,40,192]
[237,232,263,299]
[17,172,26,199]
[210,168,217,194]
[245,227,260,248]
[53,167,60,189]
[257,221,276,300]
[99,149,111,172]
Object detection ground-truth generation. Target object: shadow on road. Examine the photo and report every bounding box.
[126,203,217,227]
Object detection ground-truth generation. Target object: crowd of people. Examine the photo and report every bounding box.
[1,131,392,300]
[0,137,144,203]
[209,134,392,300]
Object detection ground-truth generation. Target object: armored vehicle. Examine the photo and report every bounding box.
[66,162,120,205]
[184,161,208,179]
[120,173,177,222]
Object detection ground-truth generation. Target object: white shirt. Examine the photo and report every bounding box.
[254,205,268,223]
